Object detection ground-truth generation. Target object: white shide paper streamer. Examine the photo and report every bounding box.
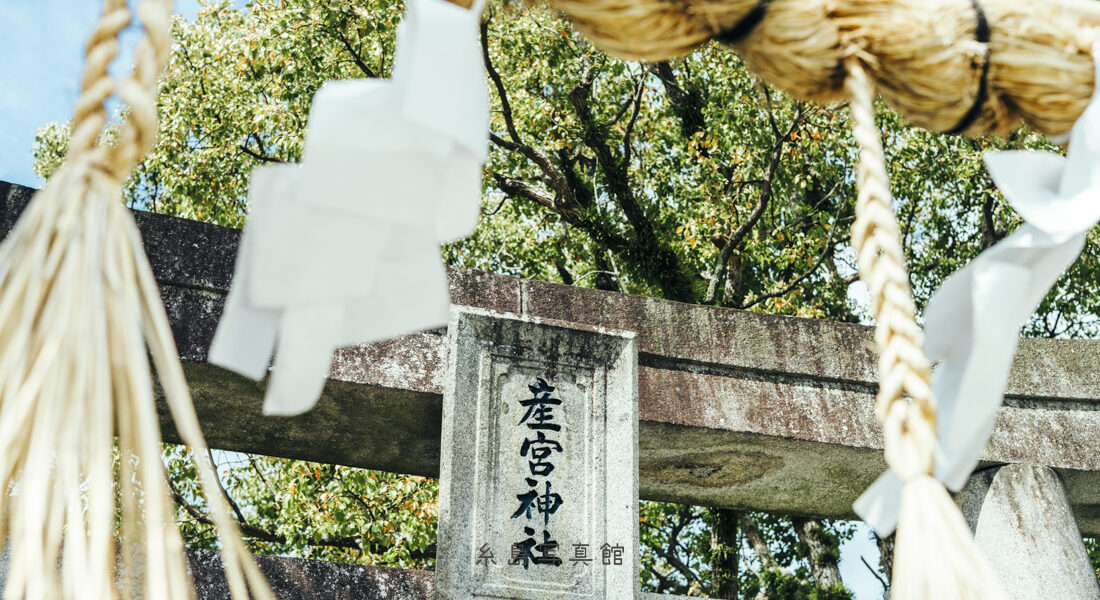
[209,0,488,416]
[856,46,1100,536]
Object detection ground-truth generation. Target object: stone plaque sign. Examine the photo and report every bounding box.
[436,308,638,600]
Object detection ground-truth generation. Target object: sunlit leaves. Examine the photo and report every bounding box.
[164,444,438,568]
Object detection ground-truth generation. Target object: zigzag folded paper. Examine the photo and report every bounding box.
[210,0,488,415]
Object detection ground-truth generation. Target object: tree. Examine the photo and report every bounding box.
[33,0,1100,596]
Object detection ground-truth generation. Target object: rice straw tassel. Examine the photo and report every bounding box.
[0,0,273,597]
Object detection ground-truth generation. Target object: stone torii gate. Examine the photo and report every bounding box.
[1,180,1098,598]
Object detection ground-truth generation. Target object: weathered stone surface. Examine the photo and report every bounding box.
[521,277,879,384]
[954,467,999,533]
[187,549,435,599]
[0,542,439,599]
[0,181,240,363]
[638,422,884,520]
[0,544,709,600]
[132,209,241,294]
[447,266,522,316]
[973,465,1100,600]
[185,550,706,600]
[2,179,1100,533]
[331,331,444,393]
[0,182,33,233]
[161,362,444,478]
[436,309,638,600]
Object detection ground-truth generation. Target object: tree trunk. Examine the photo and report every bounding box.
[708,508,740,599]
[875,530,893,585]
[592,251,618,292]
[740,515,780,572]
[723,253,743,306]
[793,517,844,589]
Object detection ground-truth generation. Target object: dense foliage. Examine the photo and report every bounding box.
[33,0,1100,596]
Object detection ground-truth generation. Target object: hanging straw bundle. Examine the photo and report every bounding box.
[545,0,1098,138]
[545,0,756,62]
[985,1,1096,138]
[832,0,1018,136]
[832,0,1094,136]
[537,0,1100,597]
[731,0,848,103]
[843,58,1007,599]
[0,0,272,598]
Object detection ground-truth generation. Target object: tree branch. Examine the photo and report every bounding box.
[568,64,696,301]
[652,567,689,595]
[657,511,703,585]
[482,20,521,143]
[568,66,649,234]
[652,544,701,586]
[862,555,889,591]
[739,515,784,574]
[759,83,782,139]
[728,102,803,253]
[552,256,575,285]
[622,77,645,169]
[239,133,284,163]
[705,103,804,305]
[207,448,250,527]
[876,534,895,584]
[247,454,280,503]
[979,191,1002,250]
[792,517,844,590]
[330,23,378,78]
[492,174,561,213]
[481,193,511,216]
[651,62,705,138]
[482,23,580,214]
[492,173,628,251]
[738,202,845,310]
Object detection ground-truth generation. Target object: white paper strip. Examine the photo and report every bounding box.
[208,166,286,381]
[855,46,1100,536]
[393,0,489,161]
[209,0,487,416]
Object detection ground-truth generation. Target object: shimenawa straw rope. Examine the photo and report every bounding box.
[0,0,273,597]
[546,0,1097,139]
[846,58,1005,599]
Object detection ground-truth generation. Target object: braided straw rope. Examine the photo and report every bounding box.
[0,0,272,598]
[843,57,1005,599]
[844,57,1010,598]
[547,0,1098,138]
[844,61,936,435]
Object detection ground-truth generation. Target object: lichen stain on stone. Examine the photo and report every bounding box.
[640,449,783,488]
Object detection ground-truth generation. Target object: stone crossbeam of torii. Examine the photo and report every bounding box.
[1,180,1098,598]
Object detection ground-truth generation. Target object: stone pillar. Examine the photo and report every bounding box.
[972,464,1099,599]
[435,308,638,600]
[954,466,999,533]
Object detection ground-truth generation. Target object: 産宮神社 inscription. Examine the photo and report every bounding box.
[436,308,637,600]
[510,377,565,568]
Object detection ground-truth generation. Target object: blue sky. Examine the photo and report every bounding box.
[0,1,885,598]
[0,0,203,187]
